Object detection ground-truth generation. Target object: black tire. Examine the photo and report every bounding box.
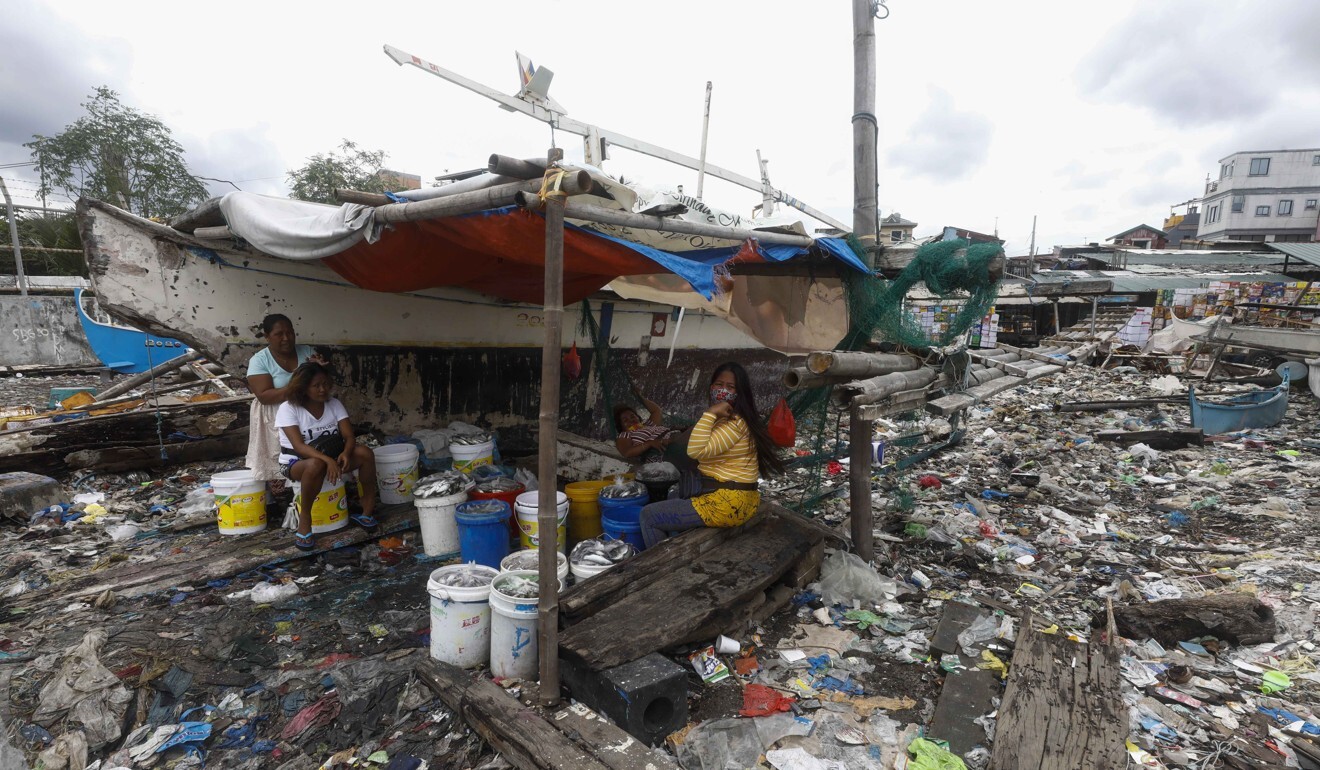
[1246,351,1285,369]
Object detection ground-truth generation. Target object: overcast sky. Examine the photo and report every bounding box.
[3,0,1319,256]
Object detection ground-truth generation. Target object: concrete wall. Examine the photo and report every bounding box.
[1200,149,1320,239]
[0,296,99,367]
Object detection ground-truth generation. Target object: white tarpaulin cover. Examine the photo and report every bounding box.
[218,192,374,260]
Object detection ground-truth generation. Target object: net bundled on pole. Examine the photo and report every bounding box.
[785,236,1002,510]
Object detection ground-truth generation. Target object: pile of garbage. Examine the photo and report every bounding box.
[670,364,1320,769]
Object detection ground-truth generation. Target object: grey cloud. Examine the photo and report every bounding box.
[1129,177,1196,209]
[182,125,291,198]
[0,2,134,148]
[887,88,992,182]
[1076,0,1320,125]
[1056,161,1118,191]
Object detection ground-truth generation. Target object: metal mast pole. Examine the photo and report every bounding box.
[696,82,712,201]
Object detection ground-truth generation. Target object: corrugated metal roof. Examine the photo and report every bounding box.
[1027,270,1297,294]
[1267,242,1320,267]
[1106,252,1286,268]
[1106,272,1295,293]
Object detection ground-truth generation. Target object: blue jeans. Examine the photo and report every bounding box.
[640,498,707,549]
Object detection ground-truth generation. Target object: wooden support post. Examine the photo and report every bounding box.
[1090,296,1098,336]
[848,400,873,562]
[538,148,565,707]
[1052,299,1061,336]
[0,177,28,296]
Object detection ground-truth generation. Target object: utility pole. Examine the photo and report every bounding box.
[850,0,880,565]
[1028,215,1037,257]
[852,0,879,268]
[0,176,28,296]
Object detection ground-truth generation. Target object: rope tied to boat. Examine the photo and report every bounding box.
[538,167,569,205]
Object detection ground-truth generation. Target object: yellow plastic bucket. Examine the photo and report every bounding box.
[514,490,569,553]
[211,470,267,535]
[565,480,609,542]
[292,477,348,533]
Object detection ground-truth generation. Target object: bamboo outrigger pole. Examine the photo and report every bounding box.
[537,147,566,707]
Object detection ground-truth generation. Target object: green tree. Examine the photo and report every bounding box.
[287,140,390,204]
[25,87,209,220]
[0,211,86,277]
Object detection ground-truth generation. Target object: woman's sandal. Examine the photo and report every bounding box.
[294,531,316,551]
[349,512,379,532]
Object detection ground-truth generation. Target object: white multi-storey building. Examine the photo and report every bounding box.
[1196,149,1320,243]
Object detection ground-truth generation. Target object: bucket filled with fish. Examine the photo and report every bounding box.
[427,564,498,668]
[569,537,637,581]
[413,470,474,557]
[449,431,495,474]
[500,548,568,585]
[488,570,545,680]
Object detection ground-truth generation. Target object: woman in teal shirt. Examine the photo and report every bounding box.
[245,314,322,486]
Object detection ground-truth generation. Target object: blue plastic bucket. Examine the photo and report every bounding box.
[597,492,648,526]
[602,513,646,552]
[455,500,512,568]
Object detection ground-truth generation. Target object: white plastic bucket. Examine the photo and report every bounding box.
[416,489,468,557]
[500,548,569,585]
[570,560,616,582]
[375,444,420,505]
[489,570,543,681]
[211,469,267,535]
[290,477,348,533]
[427,564,498,668]
[513,491,569,553]
[449,438,495,473]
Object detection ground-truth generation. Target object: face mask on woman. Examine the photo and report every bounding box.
[710,385,737,405]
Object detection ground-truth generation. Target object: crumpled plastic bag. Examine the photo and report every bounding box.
[1127,443,1160,466]
[814,550,897,607]
[739,684,795,717]
[765,747,847,770]
[1149,375,1183,396]
[33,629,132,749]
[908,737,968,770]
[35,730,88,770]
[676,714,812,770]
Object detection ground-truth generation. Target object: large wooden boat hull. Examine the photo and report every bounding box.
[77,200,788,441]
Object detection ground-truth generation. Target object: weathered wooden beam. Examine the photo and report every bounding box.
[805,351,923,378]
[374,171,591,224]
[991,610,1126,769]
[1095,428,1203,450]
[1107,593,1276,647]
[167,197,225,232]
[926,375,1026,416]
[63,432,248,472]
[783,367,853,390]
[559,514,821,669]
[849,401,873,562]
[539,149,566,706]
[416,660,612,770]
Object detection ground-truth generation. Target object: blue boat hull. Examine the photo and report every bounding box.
[1188,374,1289,435]
[74,288,188,374]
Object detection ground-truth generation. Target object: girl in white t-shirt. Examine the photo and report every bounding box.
[275,363,379,550]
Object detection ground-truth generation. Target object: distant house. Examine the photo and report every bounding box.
[880,212,918,245]
[937,226,1003,245]
[377,169,422,191]
[1197,148,1320,243]
[1107,224,1168,249]
[1163,209,1201,248]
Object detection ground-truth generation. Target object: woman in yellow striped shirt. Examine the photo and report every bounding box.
[639,362,785,548]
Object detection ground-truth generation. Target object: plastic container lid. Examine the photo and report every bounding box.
[455,499,511,522]
[515,490,568,508]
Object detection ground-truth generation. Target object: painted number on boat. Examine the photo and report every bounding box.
[12,328,52,342]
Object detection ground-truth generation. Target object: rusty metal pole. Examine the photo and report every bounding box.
[537,148,565,706]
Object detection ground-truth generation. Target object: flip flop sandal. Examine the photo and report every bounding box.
[294,531,316,551]
[349,512,379,531]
